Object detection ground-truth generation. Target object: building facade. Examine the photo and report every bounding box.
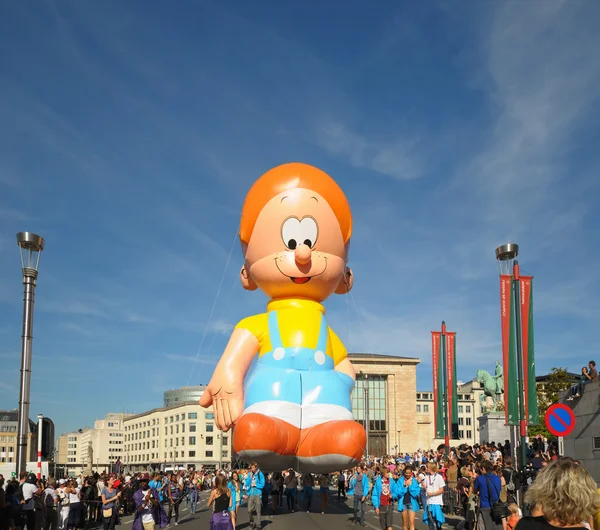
[348,353,420,456]
[0,411,55,471]
[57,413,132,476]
[164,386,206,408]
[415,380,486,448]
[123,402,231,472]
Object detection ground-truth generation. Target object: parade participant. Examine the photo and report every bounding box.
[348,465,370,526]
[318,474,330,514]
[422,463,446,530]
[206,476,234,530]
[244,462,265,530]
[166,473,183,525]
[100,477,121,530]
[396,465,421,530]
[227,472,241,526]
[200,162,366,472]
[372,468,400,530]
[132,474,168,530]
[300,473,314,513]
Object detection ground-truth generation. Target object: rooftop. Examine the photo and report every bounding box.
[349,352,420,364]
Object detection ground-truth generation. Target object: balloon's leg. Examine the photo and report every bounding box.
[295,420,366,473]
[233,412,300,471]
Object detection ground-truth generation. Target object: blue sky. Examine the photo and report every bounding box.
[1,0,599,438]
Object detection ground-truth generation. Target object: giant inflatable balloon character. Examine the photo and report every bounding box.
[199,162,367,472]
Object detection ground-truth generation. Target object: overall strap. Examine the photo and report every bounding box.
[315,313,329,352]
[268,311,284,350]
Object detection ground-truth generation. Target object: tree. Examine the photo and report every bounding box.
[528,367,575,438]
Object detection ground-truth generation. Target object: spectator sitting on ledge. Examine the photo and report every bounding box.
[567,361,597,400]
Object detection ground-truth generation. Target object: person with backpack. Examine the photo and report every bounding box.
[43,479,59,530]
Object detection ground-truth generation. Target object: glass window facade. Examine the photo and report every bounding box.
[351,375,387,432]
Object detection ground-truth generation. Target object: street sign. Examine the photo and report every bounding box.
[545,403,576,437]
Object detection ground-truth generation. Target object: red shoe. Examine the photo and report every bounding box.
[233,413,300,469]
[296,420,366,473]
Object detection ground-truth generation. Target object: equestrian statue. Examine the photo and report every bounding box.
[475,361,504,412]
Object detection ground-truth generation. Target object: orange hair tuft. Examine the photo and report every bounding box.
[239,162,352,245]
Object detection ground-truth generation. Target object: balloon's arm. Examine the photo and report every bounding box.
[334,357,356,380]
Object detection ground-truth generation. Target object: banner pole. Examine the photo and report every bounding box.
[512,261,528,505]
[441,321,449,450]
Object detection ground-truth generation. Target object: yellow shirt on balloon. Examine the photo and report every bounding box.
[234,298,347,366]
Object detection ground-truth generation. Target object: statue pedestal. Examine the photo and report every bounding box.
[478,412,511,445]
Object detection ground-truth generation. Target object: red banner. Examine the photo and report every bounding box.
[446,332,456,437]
[520,275,539,424]
[500,275,512,424]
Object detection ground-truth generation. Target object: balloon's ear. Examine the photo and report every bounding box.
[240,265,258,291]
[335,267,354,294]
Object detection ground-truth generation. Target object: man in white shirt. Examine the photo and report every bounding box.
[20,472,41,530]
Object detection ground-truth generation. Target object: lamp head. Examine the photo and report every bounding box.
[495,243,518,275]
[16,232,45,275]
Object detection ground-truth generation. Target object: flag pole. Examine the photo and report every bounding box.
[512,261,528,504]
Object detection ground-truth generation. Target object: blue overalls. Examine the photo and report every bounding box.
[243,310,354,425]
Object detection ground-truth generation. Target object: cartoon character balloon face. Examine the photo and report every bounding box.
[200,162,366,473]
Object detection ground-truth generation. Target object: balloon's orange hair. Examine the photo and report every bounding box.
[239,162,352,245]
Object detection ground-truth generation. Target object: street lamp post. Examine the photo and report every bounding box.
[495,243,527,504]
[359,371,370,460]
[16,232,45,475]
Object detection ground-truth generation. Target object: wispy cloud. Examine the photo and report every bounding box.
[313,120,424,181]
[165,353,218,366]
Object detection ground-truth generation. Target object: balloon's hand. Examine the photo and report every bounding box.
[199,376,244,431]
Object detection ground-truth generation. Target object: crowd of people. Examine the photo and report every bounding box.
[1,437,599,530]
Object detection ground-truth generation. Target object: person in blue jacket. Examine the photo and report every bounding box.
[372,468,400,530]
[396,465,421,530]
[347,465,370,527]
[245,462,265,530]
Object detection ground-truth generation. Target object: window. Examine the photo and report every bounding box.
[417,393,421,399]
[222,437,228,445]
[182,413,186,420]
[350,375,388,431]
[206,424,214,432]
[593,437,600,450]
[459,417,464,425]
[189,424,196,432]
[205,413,214,420]
[189,436,196,445]
[423,405,429,413]
[189,450,196,457]
[176,415,180,422]
[466,418,472,426]
[189,413,198,419]
[459,430,464,438]
[466,406,471,413]
[206,450,213,457]
[466,430,472,438]
[416,405,421,413]
[458,406,463,413]
[182,424,185,433]
[206,436,213,445]
[222,451,228,458]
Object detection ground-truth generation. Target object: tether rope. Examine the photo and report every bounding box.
[187,225,240,385]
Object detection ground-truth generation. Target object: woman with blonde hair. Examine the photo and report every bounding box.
[515,459,600,530]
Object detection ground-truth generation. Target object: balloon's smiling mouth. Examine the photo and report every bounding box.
[274,257,327,284]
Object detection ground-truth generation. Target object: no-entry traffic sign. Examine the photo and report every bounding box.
[545,404,576,437]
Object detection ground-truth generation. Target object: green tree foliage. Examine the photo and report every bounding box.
[528,367,575,438]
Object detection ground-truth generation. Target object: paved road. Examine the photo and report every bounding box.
[113,490,460,530]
